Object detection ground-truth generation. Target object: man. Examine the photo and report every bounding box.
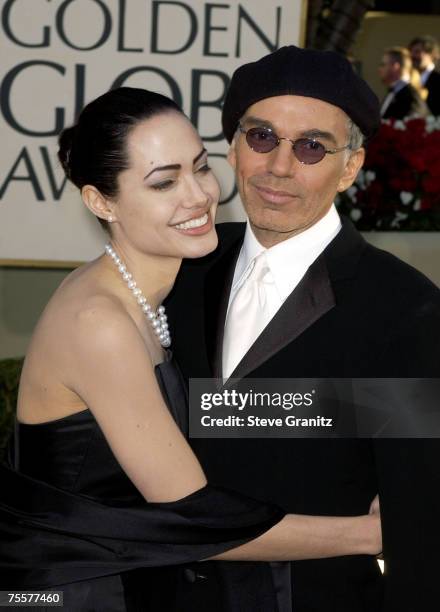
[409,35,440,116]
[378,46,427,119]
[167,46,440,611]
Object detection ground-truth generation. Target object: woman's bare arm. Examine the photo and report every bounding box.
[211,511,381,561]
[68,299,381,559]
[69,298,207,502]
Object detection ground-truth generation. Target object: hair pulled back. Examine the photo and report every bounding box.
[57,87,182,229]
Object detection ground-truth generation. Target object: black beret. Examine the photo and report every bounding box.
[222,46,380,142]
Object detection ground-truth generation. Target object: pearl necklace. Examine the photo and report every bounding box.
[105,243,171,348]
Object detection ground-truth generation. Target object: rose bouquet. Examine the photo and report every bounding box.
[336,116,440,230]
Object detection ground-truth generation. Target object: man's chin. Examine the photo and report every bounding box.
[249,214,303,236]
[248,219,306,247]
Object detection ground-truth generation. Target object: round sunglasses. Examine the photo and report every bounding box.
[238,124,351,165]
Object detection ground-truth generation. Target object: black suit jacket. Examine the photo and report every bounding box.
[425,70,440,116]
[166,219,440,612]
[382,83,428,120]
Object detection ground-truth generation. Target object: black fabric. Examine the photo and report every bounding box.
[382,83,428,120]
[0,356,285,611]
[221,46,381,141]
[166,219,440,612]
[425,70,440,116]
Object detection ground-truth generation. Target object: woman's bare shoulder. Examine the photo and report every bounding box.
[26,259,141,378]
[71,291,140,352]
[43,260,130,333]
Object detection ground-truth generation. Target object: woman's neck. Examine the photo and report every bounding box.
[104,241,181,310]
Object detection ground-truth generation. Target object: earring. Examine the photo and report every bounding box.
[108,216,113,223]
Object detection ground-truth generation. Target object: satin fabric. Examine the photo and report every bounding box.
[0,356,285,610]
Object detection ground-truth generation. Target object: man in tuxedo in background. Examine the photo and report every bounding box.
[167,46,440,611]
[378,46,428,119]
[409,35,440,116]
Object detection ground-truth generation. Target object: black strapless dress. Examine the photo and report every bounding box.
[0,355,285,611]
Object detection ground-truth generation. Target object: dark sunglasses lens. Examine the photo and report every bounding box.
[293,139,326,164]
[246,128,278,153]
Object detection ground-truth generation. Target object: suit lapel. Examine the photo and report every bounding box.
[230,256,335,380]
[205,218,365,381]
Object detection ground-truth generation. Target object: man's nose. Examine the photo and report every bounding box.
[266,140,297,177]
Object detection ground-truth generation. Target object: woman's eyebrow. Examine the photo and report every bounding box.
[144,148,207,180]
[144,164,180,179]
[193,148,207,165]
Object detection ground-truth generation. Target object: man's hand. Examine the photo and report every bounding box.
[369,495,382,558]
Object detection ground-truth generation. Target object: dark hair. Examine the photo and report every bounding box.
[385,47,412,71]
[58,87,182,230]
[409,35,439,58]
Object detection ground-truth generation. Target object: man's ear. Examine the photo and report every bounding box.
[337,147,365,193]
[81,185,116,223]
[227,138,237,170]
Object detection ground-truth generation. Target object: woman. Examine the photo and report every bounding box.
[0,88,381,611]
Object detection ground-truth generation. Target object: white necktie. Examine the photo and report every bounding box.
[222,252,276,379]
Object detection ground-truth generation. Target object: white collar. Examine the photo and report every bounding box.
[390,78,410,93]
[420,64,435,85]
[233,204,341,301]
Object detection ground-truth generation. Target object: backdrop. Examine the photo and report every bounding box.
[0,0,306,264]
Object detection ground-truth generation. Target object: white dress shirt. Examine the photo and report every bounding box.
[380,78,410,116]
[420,64,435,87]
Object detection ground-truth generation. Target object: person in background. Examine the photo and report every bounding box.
[409,35,440,116]
[378,46,428,119]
